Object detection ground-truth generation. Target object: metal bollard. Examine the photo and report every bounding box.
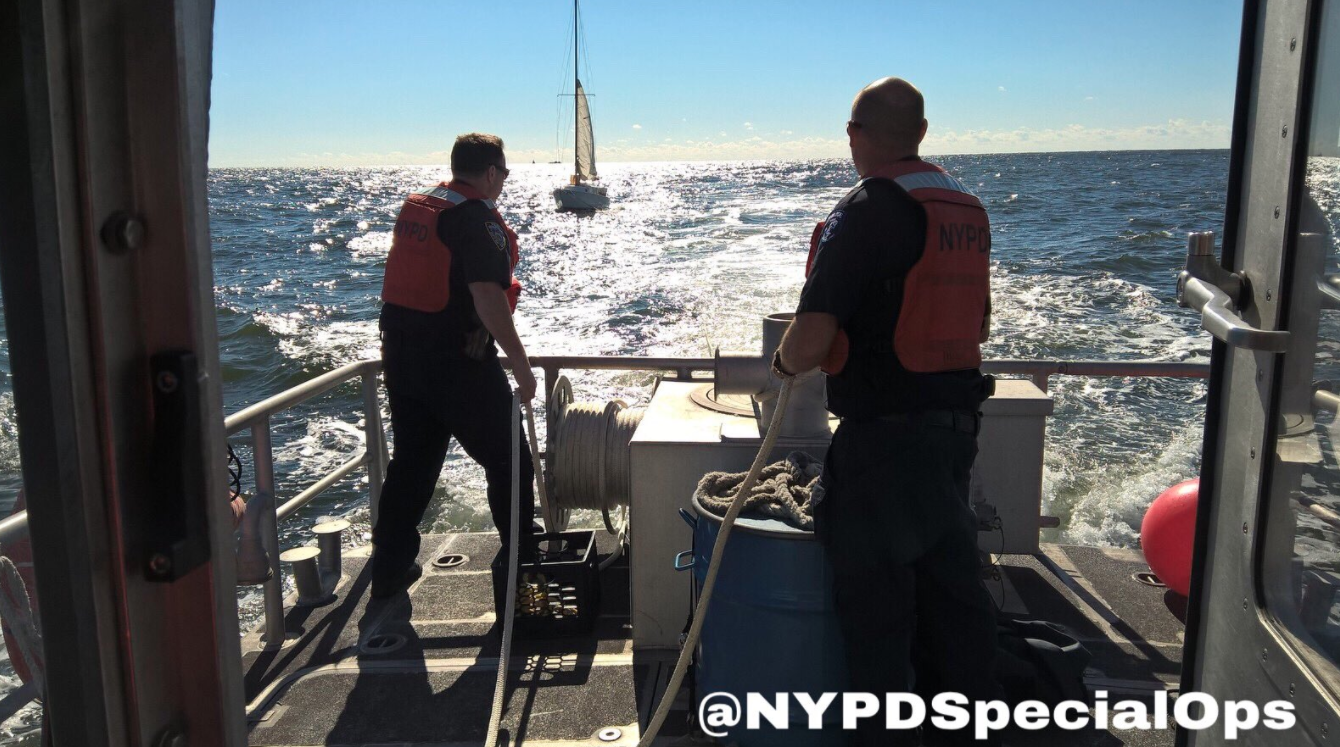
[313,519,350,593]
[281,546,331,606]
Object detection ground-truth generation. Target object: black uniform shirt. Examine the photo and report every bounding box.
[379,199,512,351]
[796,164,989,417]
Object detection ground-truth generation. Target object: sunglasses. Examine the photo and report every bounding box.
[493,163,511,178]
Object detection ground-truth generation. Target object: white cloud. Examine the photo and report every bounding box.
[571,134,850,162]
[922,119,1231,155]
[632,124,642,130]
[998,86,1006,93]
[743,122,754,130]
[212,118,1231,166]
[1085,96,1095,101]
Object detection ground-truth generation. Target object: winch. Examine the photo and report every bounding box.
[537,312,1054,651]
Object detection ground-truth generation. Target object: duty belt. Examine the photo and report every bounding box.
[874,409,980,435]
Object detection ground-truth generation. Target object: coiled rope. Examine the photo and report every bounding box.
[694,451,824,530]
[548,376,644,533]
[636,376,799,746]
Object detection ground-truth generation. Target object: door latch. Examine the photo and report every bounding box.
[1176,232,1290,352]
[145,351,211,581]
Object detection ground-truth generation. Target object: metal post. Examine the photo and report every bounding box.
[253,418,285,649]
[1031,371,1051,393]
[362,369,386,529]
[542,365,559,401]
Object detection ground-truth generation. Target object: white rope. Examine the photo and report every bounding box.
[597,504,629,572]
[694,451,824,530]
[485,392,525,747]
[551,397,643,513]
[525,402,553,532]
[636,377,798,746]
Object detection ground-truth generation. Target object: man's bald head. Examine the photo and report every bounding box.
[851,77,926,153]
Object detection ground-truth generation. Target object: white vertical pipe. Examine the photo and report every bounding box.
[252,418,285,648]
[362,369,386,528]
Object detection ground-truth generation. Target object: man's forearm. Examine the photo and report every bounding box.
[778,312,839,374]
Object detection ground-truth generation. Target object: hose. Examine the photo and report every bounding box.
[636,377,797,746]
[485,391,525,747]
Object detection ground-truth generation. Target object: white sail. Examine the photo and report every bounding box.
[575,78,596,180]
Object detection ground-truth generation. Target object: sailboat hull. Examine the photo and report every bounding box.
[554,183,610,211]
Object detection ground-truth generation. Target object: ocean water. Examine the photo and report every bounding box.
[0,150,1225,738]
[214,150,1224,625]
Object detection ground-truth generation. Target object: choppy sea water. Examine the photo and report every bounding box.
[213,150,1223,622]
[0,150,1227,738]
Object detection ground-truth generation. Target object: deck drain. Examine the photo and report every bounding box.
[1133,571,1166,588]
[433,553,468,569]
[361,633,407,655]
[597,727,622,742]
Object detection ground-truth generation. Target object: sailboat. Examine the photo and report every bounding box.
[553,0,610,211]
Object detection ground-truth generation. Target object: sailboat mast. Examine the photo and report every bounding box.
[573,0,579,180]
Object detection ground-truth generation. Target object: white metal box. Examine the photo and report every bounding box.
[628,378,1052,650]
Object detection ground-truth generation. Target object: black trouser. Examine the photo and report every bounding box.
[815,416,1002,747]
[372,330,535,582]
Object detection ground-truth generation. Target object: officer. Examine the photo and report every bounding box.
[775,78,1001,746]
[372,133,537,600]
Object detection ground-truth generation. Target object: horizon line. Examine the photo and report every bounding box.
[209,145,1232,170]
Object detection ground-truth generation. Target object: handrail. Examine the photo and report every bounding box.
[225,359,381,434]
[277,451,369,522]
[981,359,1211,392]
[0,512,28,547]
[0,356,1214,548]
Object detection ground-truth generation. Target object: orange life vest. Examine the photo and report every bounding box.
[805,160,990,374]
[381,181,522,313]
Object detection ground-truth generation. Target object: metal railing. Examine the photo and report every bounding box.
[0,355,1213,549]
[0,354,1213,690]
[980,359,1211,393]
[224,358,387,648]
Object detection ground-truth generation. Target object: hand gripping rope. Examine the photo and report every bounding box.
[637,377,798,746]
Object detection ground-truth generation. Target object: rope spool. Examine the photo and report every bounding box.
[546,376,645,531]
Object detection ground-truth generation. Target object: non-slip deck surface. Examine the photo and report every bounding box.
[243,534,1179,746]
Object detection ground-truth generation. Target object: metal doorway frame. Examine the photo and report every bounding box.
[1181,0,1340,744]
[0,1,245,744]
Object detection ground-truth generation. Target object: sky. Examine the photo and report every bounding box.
[209,1,1245,167]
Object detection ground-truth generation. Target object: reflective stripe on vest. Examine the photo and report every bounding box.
[381,182,522,313]
[891,170,972,195]
[805,160,990,375]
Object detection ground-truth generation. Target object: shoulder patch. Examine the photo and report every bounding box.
[820,209,845,245]
[485,222,508,251]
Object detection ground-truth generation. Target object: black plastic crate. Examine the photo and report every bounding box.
[491,530,601,638]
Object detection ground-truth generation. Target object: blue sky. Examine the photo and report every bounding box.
[210,1,1243,166]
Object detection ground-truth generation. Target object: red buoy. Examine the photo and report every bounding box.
[1140,478,1199,597]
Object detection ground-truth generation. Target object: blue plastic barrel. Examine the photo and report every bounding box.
[682,494,848,746]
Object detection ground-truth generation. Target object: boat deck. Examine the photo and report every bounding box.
[242,534,1183,746]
